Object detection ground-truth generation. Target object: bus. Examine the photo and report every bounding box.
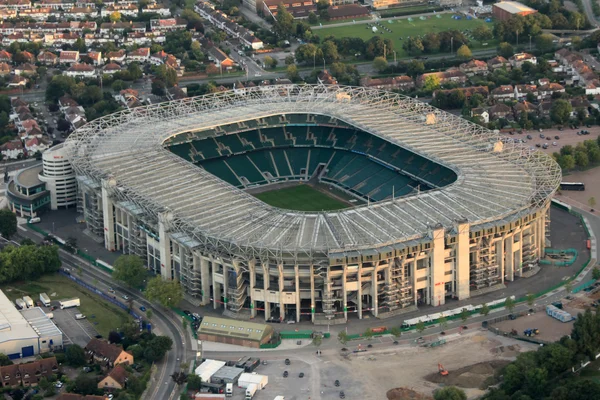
[560,182,585,191]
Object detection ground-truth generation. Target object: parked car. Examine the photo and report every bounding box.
[285,359,290,365]
[335,380,340,387]
[554,135,560,140]
[139,306,146,312]
[183,310,191,316]
[122,295,129,300]
[283,371,288,378]
[299,372,305,378]
[55,382,63,388]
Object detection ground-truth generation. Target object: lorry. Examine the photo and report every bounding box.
[245,384,258,400]
[59,298,80,309]
[225,383,233,397]
[23,296,34,308]
[39,293,51,307]
[15,298,26,309]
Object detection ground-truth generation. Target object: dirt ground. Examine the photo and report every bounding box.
[492,310,576,342]
[387,388,433,400]
[325,330,536,400]
[424,360,510,389]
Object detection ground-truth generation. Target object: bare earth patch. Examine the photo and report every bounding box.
[387,387,433,400]
[424,360,510,389]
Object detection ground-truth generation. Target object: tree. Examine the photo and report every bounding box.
[286,64,299,81]
[565,280,573,294]
[416,320,425,334]
[149,335,173,360]
[456,44,472,60]
[551,99,573,125]
[338,331,348,344]
[312,334,322,348]
[373,56,388,73]
[364,328,374,340]
[526,294,535,307]
[0,210,17,239]
[536,33,555,52]
[113,255,147,288]
[407,60,425,78]
[321,40,340,63]
[108,331,122,344]
[460,308,469,323]
[504,297,516,314]
[497,42,514,59]
[154,64,178,87]
[589,197,596,211]
[0,353,13,366]
[480,303,490,316]
[308,12,318,24]
[434,386,467,400]
[146,309,153,320]
[422,32,441,53]
[127,63,143,81]
[593,267,600,280]
[285,55,295,65]
[390,327,401,338]
[187,374,202,391]
[65,344,86,367]
[65,236,77,253]
[423,75,441,92]
[403,37,424,55]
[473,25,493,41]
[274,4,294,39]
[73,374,99,396]
[109,11,121,22]
[111,80,127,92]
[171,371,188,386]
[145,276,183,308]
[46,75,76,102]
[438,316,448,330]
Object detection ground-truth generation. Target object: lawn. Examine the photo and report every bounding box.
[253,184,350,211]
[315,14,497,59]
[2,274,131,338]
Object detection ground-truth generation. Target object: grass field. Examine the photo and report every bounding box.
[2,274,131,337]
[316,14,497,59]
[253,184,350,211]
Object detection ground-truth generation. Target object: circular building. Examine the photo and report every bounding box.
[66,85,561,324]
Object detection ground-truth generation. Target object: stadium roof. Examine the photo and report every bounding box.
[494,1,536,14]
[66,85,561,260]
[0,290,40,344]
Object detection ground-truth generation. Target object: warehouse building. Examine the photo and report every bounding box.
[210,366,244,385]
[492,1,537,21]
[194,359,226,383]
[0,290,63,359]
[197,317,274,349]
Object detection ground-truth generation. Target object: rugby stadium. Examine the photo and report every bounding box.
[66,85,561,324]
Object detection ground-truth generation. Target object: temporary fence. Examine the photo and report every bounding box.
[540,248,578,266]
[280,330,313,339]
[572,279,596,294]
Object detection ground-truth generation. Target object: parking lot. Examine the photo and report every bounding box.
[492,309,575,343]
[50,304,99,346]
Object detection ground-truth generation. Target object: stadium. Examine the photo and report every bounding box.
[66,85,561,324]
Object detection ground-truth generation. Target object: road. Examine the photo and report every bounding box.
[16,226,193,400]
[582,0,599,28]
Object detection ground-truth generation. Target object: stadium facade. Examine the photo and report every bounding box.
[64,85,561,324]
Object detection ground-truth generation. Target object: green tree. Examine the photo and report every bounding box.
[434,386,467,400]
[73,374,99,395]
[109,11,121,22]
[285,55,295,65]
[145,276,183,308]
[154,64,178,87]
[308,12,318,24]
[364,328,374,340]
[46,75,76,102]
[593,267,600,280]
[438,316,448,330]
[473,25,493,41]
[274,4,295,39]
[338,331,348,344]
[0,353,13,366]
[526,294,535,307]
[416,320,425,334]
[504,297,516,314]
[560,154,576,170]
[403,37,424,55]
[182,317,188,330]
[536,33,555,52]
[286,64,299,81]
[373,56,388,73]
[0,209,17,239]
[149,335,173,360]
[113,255,147,288]
[407,60,425,78]
[312,334,322,348]
[146,309,153,320]
[187,374,202,391]
[589,196,596,210]
[565,280,573,294]
[65,344,86,367]
[390,327,401,338]
[456,44,472,60]
[422,32,441,53]
[575,150,589,168]
[480,303,490,316]
[423,74,440,92]
[497,42,514,59]
[460,308,469,323]
[550,99,573,125]
[127,62,143,81]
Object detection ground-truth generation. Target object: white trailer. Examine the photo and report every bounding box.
[39,293,51,307]
[59,298,80,309]
[15,298,26,309]
[23,296,34,308]
[238,373,268,389]
[245,384,258,399]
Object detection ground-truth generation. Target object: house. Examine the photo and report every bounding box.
[141,3,171,16]
[538,82,565,99]
[98,365,128,390]
[37,51,58,65]
[490,85,514,101]
[166,86,187,100]
[7,75,27,87]
[64,6,96,19]
[100,4,138,17]
[513,101,536,117]
[65,108,87,129]
[19,51,35,63]
[58,95,81,112]
[0,357,59,387]
[360,75,415,91]
[459,59,489,76]
[0,139,24,160]
[150,50,168,65]
[127,47,150,63]
[64,63,95,78]
[86,51,102,66]
[205,46,235,70]
[114,89,142,108]
[318,69,338,85]
[417,69,467,87]
[514,84,538,100]
[326,4,370,20]
[106,50,126,64]
[262,0,316,18]
[471,108,489,124]
[102,63,122,75]
[586,79,600,96]
[85,338,134,368]
[570,97,591,118]
[59,50,79,64]
[0,9,18,19]
[538,101,552,117]
[25,137,50,154]
[99,22,146,34]
[0,62,11,76]
[0,49,11,62]
[509,52,537,68]
[488,103,512,120]
[13,63,36,76]
[57,394,109,400]
[149,18,187,32]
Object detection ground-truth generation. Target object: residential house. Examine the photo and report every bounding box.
[18,50,35,63]
[0,49,11,62]
[99,22,146,34]
[7,75,27,87]
[538,82,565,100]
[150,50,168,65]
[98,365,128,391]
[58,95,81,112]
[318,69,338,85]
[586,79,600,95]
[141,3,171,16]
[509,52,537,68]
[538,78,550,86]
[127,47,150,63]
[59,50,79,64]
[57,394,109,400]
[64,63,95,78]
[206,46,235,70]
[262,0,316,19]
[360,75,414,91]
[514,84,538,100]
[114,89,142,109]
[85,338,134,368]
[538,101,552,117]
[570,97,591,118]
[471,107,489,123]
[86,51,102,66]
[100,4,138,17]
[64,107,86,129]
[327,4,370,20]
[0,62,10,76]
[106,50,126,64]
[37,51,58,65]
[64,6,96,19]
[417,69,467,87]
[0,9,18,19]
[13,63,36,76]
[166,86,187,100]
[488,103,512,120]
[25,137,50,154]
[0,139,24,160]
[0,358,59,387]
[459,59,489,76]
[490,85,514,101]
[102,63,122,75]
[149,18,187,32]
[513,101,536,117]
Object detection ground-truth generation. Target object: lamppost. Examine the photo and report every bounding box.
[322,58,326,72]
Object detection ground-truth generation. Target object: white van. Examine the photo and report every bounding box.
[28,217,41,224]
[225,383,233,397]
[75,314,86,320]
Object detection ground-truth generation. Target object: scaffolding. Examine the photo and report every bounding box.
[470,236,500,289]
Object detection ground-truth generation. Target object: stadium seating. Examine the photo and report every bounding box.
[216,134,252,154]
[201,159,242,187]
[287,148,310,176]
[271,149,293,177]
[262,127,293,147]
[167,142,193,162]
[247,150,278,178]
[226,156,265,183]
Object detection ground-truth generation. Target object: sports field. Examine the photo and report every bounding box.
[253,184,350,211]
[315,14,496,58]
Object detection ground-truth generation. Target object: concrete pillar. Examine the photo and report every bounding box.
[411,258,418,305]
[505,237,514,281]
[496,240,504,284]
[538,214,546,258]
[212,258,221,310]
[278,264,284,321]
[101,179,115,251]
[249,260,257,318]
[295,265,300,323]
[371,269,378,317]
[516,231,523,277]
[357,263,363,319]
[222,260,229,311]
[157,211,173,280]
[263,263,271,320]
[310,265,315,323]
[200,257,210,305]
[342,266,348,321]
[430,225,446,306]
[455,221,470,300]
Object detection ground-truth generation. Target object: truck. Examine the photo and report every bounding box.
[15,298,26,309]
[59,298,80,309]
[245,384,258,400]
[23,296,34,308]
[39,293,51,307]
[225,383,233,397]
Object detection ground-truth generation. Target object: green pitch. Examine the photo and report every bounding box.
[315,15,496,58]
[253,184,350,211]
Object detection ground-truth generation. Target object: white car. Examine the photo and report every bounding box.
[55,382,63,388]
[122,295,129,300]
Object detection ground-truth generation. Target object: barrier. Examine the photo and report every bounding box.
[573,279,596,294]
[260,339,281,349]
[280,330,313,339]
[540,248,578,266]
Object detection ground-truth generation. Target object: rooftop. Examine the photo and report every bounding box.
[20,307,62,338]
[494,1,536,13]
[0,290,39,344]
[14,164,43,188]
